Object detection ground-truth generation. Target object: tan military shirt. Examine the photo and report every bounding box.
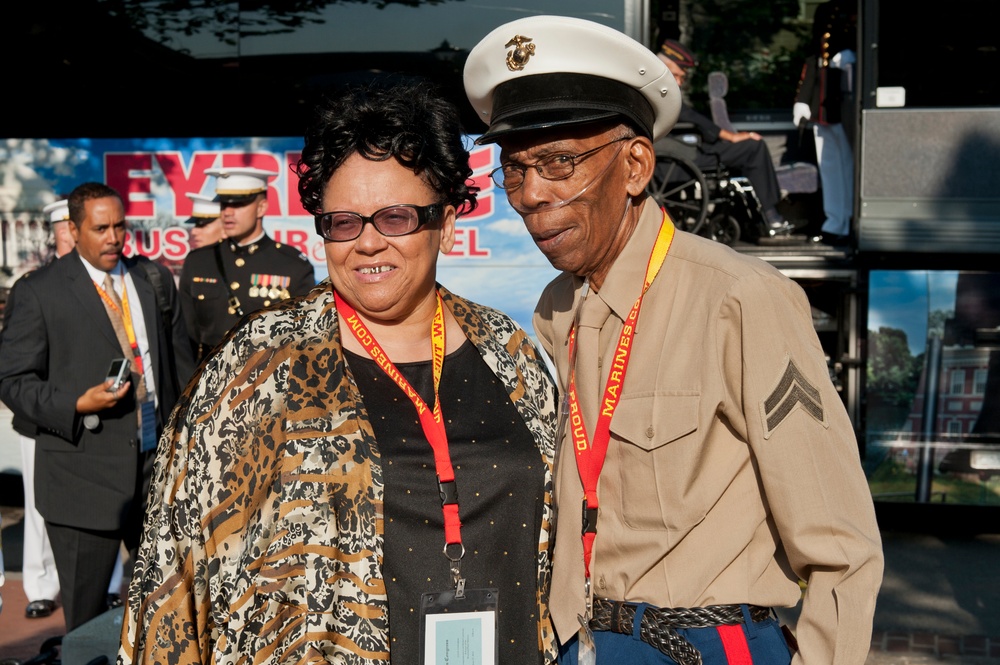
[534,199,883,664]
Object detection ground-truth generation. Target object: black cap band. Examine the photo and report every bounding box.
[478,72,656,144]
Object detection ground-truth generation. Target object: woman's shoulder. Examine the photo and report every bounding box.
[214,283,336,363]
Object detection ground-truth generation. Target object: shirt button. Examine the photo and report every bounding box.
[646,427,654,439]
[197,294,205,300]
[598,576,607,590]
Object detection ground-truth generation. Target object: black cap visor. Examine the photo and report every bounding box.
[218,193,260,208]
[186,216,219,227]
[477,73,655,144]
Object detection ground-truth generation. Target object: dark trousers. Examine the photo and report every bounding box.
[696,139,782,212]
[45,450,152,632]
[558,607,791,665]
[45,522,135,631]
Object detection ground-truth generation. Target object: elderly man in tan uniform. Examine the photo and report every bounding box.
[465,15,882,665]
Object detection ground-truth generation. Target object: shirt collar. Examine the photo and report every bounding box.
[229,230,267,254]
[238,230,266,247]
[586,199,668,322]
[78,253,125,284]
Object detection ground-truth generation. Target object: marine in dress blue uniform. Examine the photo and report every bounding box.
[179,167,315,361]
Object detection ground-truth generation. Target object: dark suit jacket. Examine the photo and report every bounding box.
[0,250,194,530]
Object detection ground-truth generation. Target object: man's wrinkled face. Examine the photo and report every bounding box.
[497,124,634,279]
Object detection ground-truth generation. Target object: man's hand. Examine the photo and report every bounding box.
[720,129,762,143]
[76,379,130,415]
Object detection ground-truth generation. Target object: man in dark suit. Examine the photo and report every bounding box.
[0,182,194,631]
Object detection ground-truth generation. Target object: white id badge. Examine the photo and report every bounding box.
[420,588,499,665]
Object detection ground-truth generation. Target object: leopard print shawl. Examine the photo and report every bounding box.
[119,281,558,664]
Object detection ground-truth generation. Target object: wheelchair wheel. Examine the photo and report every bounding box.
[708,213,741,246]
[647,154,709,235]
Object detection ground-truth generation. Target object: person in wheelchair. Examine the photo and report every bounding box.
[657,39,802,236]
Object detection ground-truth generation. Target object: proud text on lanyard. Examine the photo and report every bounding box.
[567,211,674,578]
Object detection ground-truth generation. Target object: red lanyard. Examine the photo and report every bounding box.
[334,290,463,548]
[96,271,145,377]
[567,211,674,576]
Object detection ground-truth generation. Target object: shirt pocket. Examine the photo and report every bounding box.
[190,282,229,329]
[610,391,705,532]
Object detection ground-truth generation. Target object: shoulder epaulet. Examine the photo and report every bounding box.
[187,243,219,258]
[273,242,310,263]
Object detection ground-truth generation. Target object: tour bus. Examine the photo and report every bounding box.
[1,0,997,521]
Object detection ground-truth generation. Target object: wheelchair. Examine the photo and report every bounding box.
[647,134,770,245]
[646,130,819,246]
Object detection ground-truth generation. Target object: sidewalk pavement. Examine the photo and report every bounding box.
[779,525,1000,664]
[2,483,999,663]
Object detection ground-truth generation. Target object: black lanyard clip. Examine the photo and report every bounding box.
[439,478,459,505]
[582,499,598,534]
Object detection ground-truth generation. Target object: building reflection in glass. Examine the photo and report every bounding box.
[866,271,1000,505]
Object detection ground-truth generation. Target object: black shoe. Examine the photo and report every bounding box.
[25,599,57,618]
[763,207,786,228]
[821,232,851,247]
[765,220,797,237]
[106,593,123,610]
[763,208,809,237]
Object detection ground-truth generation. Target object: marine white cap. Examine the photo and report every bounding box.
[205,167,278,197]
[185,193,221,224]
[42,199,70,224]
[464,15,681,143]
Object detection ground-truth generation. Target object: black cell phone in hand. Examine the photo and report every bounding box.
[106,358,131,392]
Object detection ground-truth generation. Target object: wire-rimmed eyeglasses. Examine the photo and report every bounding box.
[315,203,443,242]
[489,137,629,191]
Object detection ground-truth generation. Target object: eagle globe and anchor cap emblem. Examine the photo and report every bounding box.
[504,34,535,71]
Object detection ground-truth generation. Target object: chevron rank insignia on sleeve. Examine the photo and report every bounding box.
[759,358,826,438]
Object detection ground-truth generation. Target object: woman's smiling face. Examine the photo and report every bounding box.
[322,152,456,324]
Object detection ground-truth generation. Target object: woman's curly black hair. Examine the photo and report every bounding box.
[296,79,479,218]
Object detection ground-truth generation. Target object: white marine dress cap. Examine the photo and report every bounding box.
[205,167,278,196]
[464,15,681,143]
[42,199,70,224]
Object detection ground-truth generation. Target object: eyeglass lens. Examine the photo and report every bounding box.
[491,137,626,190]
[316,204,439,242]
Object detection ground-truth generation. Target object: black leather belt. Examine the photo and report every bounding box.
[589,597,773,665]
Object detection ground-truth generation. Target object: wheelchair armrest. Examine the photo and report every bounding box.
[654,135,701,161]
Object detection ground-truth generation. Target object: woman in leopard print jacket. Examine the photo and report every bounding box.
[120,82,559,665]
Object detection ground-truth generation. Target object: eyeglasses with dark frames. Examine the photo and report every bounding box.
[489,137,629,190]
[315,203,444,242]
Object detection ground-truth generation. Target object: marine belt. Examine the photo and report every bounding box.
[589,597,773,665]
